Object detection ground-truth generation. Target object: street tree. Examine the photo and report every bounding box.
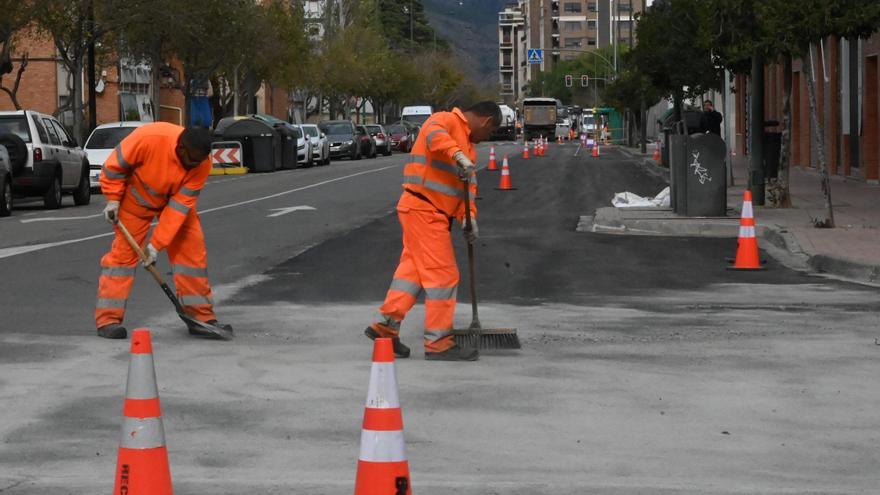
[631,0,721,122]
[0,0,39,110]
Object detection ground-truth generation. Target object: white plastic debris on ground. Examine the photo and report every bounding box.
[611,186,671,208]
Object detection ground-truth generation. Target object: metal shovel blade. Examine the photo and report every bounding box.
[179,312,234,341]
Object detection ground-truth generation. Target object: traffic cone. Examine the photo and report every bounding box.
[652,141,661,162]
[536,138,543,157]
[113,329,173,495]
[522,141,530,160]
[592,143,600,158]
[354,338,412,495]
[495,156,516,191]
[488,145,498,171]
[727,190,765,271]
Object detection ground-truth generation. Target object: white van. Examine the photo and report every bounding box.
[400,105,433,126]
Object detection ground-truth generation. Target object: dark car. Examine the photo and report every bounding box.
[319,120,361,160]
[386,123,415,153]
[365,124,392,156]
[355,125,377,159]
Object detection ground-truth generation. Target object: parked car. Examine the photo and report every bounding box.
[291,124,314,167]
[0,110,90,209]
[355,125,377,158]
[319,120,361,160]
[301,123,330,165]
[386,123,415,152]
[0,142,11,216]
[365,124,392,156]
[84,121,148,191]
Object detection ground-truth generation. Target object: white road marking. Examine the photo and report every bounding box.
[20,213,104,223]
[0,164,400,260]
[266,205,317,218]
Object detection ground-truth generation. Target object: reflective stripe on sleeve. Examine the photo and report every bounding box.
[426,129,448,148]
[179,187,201,197]
[358,430,406,462]
[402,174,423,186]
[430,159,459,176]
[119,417,166,449]
[115,145,133,170]
[423,180,464,199]
[167,198,190,215]
[130,188,157,209]
[102,165,128,180]
[408,154,427,165]
[424,286,457,301]
[172,264,208,278]
[389,278,421,297]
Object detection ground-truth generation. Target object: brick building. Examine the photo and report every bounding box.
[734,35,880,182]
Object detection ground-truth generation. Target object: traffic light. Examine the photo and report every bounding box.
[564,74,572,87]
[581,75,589,87]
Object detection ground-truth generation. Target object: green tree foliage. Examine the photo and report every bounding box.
[631,0,721,120]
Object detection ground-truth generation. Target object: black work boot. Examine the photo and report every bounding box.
[188,319,233,339]
[425,345,479,361]
[364,327,411,359]
[97,323,127,339]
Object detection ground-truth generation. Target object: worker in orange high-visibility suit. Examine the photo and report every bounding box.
[365,102,501,361]
[95,123,231,339]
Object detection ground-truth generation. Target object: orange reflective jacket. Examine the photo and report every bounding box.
[100,122,210,251]
[398,108,477,222]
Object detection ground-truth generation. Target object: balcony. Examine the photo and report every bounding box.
[500,65,514,72]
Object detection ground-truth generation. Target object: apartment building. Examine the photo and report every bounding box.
[499,0,646,105]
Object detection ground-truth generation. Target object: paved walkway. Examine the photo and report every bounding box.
[620,144,880,284]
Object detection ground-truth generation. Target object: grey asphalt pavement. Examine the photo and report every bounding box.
[1,143,879,494]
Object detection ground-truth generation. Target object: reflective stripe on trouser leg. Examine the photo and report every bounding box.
[95,209,151,328]
[166,212,216,321]
[398,208,459,353]
[376,245,422,336]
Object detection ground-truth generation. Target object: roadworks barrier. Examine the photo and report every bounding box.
[113,329,173,495]
[354,338,412,495]
[210,141,248,176]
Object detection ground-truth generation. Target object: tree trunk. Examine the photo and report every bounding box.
[803,44,835,227]
[0,53,28,110]
[749,54,765,205]
[773,54,793,208]
[640,96,647,154]
[150,53,162,122]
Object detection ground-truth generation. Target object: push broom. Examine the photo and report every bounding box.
[452,174,520,350]
[116,220,233,340]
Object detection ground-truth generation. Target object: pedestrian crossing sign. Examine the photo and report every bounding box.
[527,49,543,64]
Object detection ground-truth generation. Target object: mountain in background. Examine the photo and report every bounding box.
[422,0,509,89]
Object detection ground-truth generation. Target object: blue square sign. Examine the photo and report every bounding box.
[527,48,543,64]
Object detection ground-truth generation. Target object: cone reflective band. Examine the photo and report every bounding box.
[355,338,412,495]
[114,329,173,495]
[488,146,498,171]
[592,144,600,157]
[522,142,529,159]
[728,190,765,271]
[495,156,516,191]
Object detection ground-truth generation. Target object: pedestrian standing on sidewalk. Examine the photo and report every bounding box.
[365,101,501,361]
[699,100,723,136]
[95,123,233,340]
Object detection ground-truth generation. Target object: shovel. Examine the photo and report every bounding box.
[116,220,233,340]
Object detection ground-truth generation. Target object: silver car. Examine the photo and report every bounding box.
[301,123,330,165]
[366,124,392,156]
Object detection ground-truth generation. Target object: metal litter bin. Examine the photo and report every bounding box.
[670,133,728,216]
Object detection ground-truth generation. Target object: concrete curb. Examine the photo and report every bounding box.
[808,254,880,284]
[617,146,670,182]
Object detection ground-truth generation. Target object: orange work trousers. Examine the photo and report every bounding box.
[374,207,459,353]
[95,207,216,329]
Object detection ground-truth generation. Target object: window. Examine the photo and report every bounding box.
[587,20,597,30]
[587,37,597,46]
[42,118,61,145]
[587,2,597,12]
[0,116,31,142]
[51,120,73,146]
[564,21,581,32]
[31,115,49,143]
[564,38,583,48]
[619,2,633,13]
[563,2,582,13]
[86,127,137,149]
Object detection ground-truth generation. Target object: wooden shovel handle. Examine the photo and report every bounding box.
[115,220,165,286]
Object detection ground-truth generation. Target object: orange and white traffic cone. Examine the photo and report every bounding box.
[591,143,600,158]
[113,329,173,495]
[536,138,543,157]
[652,141,661,162]
[495,156,516,191]
[522,141,530,160]
[488,145,498,171]
[727,190,765,271]
[354,338,412,495]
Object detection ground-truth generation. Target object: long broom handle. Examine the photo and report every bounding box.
[462,175,481,329]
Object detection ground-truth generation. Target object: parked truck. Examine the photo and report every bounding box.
[521,97,557,140]
[491,104,517,140]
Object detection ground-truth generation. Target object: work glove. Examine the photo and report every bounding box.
[103,200,120,225]
[452,151,475,180]
[461,218,478,243]
[142,243,159,268]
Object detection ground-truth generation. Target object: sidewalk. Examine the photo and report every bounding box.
[591,144,880,285]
